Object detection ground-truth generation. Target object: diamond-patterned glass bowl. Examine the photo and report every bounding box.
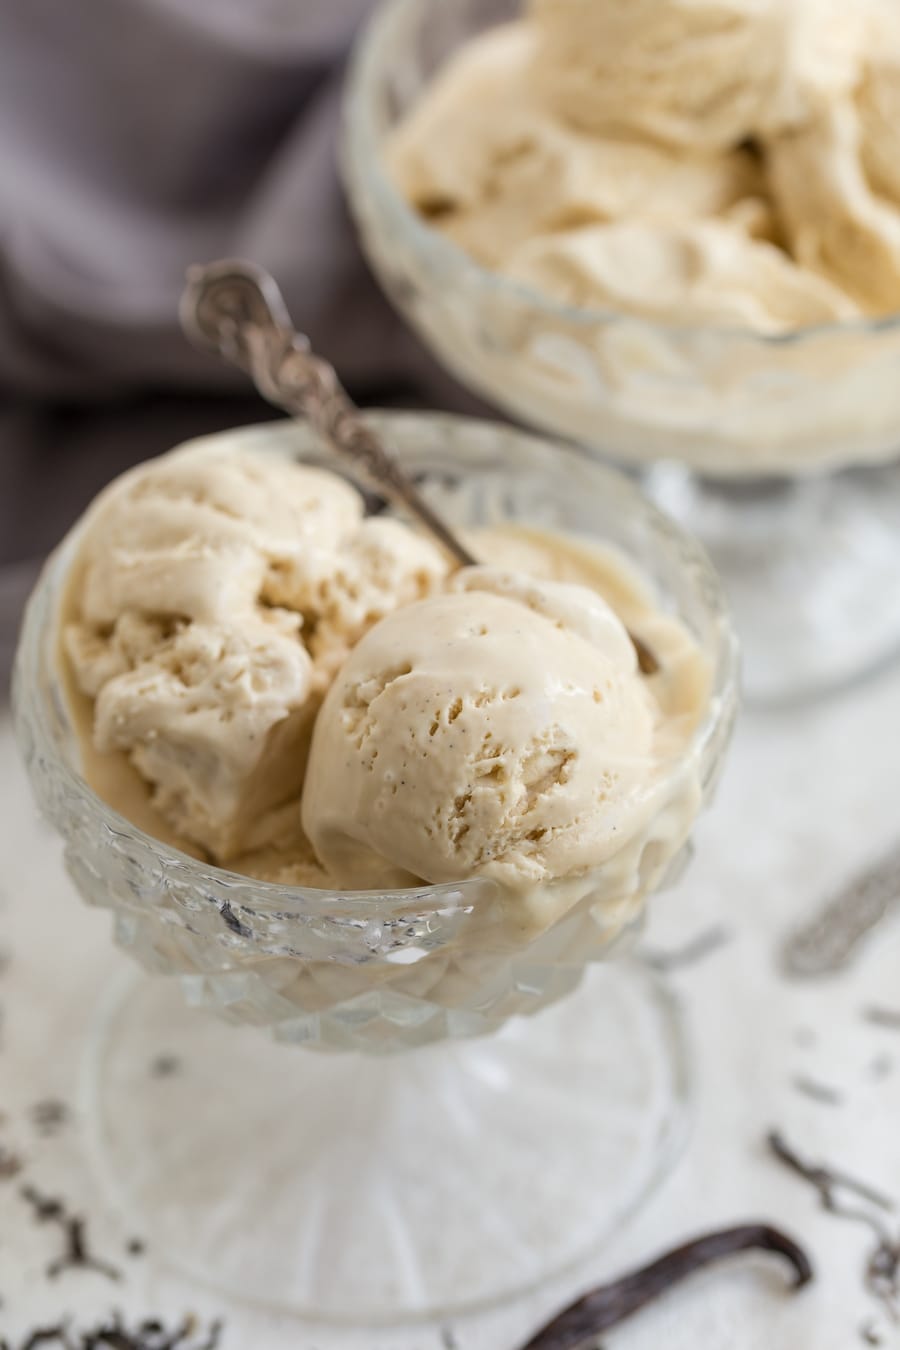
[13,413,738,1054]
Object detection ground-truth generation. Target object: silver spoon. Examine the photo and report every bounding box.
[179,259,657,674]
[180,258,475,568]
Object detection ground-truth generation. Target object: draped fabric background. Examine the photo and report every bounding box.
[0,0,487,675]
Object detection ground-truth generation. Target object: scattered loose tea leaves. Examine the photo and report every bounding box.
[791,1075,844,1107]
[1,1313,223,1350]
[768,1129,900,1326]
[864,1007,900,1033]
[22,1187,65,1222]
[867,1240,900,1323]
[517,1224,812,1349]
[767,1130,894,1215]
[126,1238,146,1257]
[0,1146,23,1180]
[17,1326,74,1350]
[88,1313,222,1350]
[29,1101,69,1137]
[150,1054,181,1079]
[869,1055,894,1082]
[20,1184,121,1283]
[642,925,732,974]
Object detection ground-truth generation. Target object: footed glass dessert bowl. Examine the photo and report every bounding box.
[13,413,737,1322]
[341,0,900,703]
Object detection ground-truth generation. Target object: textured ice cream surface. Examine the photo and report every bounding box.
[71,436,363,629]
[531,0,868,149]
[387,0,900,334]
[453,565,639,668]
[84,617,316,862]
[506,218,857,331]
[776,0,873,128]
[388,23,764,270]
[530,0,783,151]
[64,434,448,861]
[771,97,900,316]
[294,516,450,683]
[465,528,711,750]
[302,567,689,908]
[858,6,900,208]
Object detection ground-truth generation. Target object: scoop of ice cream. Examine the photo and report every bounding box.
[769,100,900,314]
[858,6,900,206]
[388,0,892,333]
[65,433,448,860]
[302,571,662,894]
[530,0,781,150]
[530,0,867,151]
[387,25,537,220]
[73,434,364,630]
[293,517,450,683]
[85,615,316,860]
[453,565,639,667]
[775,0,873,129]
[769,2,900,315]
[389,23,766,270]
[505,217,857,330]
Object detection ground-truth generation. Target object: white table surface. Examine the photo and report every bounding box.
[2,662,900,1349]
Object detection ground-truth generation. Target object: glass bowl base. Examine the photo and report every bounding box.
[645,461,900,704]
[81,961,689,1324]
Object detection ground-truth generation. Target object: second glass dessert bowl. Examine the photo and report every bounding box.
[14,413,737,1324]
[342,0,900,704]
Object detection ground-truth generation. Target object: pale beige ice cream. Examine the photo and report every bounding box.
[63,432,448,863]
[531,0,866,149]
[387,0,900,333]
[531,0,783,151]
[303,552,708,929]
[507,218,856,329]
[858,5,900,208]
[770,105,900,315]
[62,433,709,927]
[388,23,767,270]
[770,8,900,316]
[303,580,652,891]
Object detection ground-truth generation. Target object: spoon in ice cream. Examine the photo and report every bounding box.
[179,259,657,674]
[181,258,476,568]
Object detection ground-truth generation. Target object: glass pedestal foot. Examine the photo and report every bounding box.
[82,961,688,1324]
[646,461,900,704]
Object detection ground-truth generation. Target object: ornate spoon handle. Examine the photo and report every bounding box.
[180,259,657,674]
[180,258,477,568]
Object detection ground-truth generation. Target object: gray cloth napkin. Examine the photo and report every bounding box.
[0,0,491,688]
[0,0,465,399]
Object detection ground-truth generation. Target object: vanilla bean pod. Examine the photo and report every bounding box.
[519,1224,812,1349]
